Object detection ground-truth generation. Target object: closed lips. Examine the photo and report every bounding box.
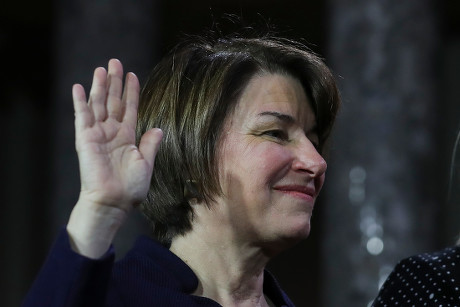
[272,185,316,199]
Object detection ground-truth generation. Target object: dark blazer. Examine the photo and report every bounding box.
[23,229,295,307]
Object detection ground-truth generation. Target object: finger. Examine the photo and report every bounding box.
[107,59,124,121]
[88,67,108,121]
[72,84,93,130]
[122,72,140,128]
[139,128,163,169]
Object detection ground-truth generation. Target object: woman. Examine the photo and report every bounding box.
[23,35,340,306]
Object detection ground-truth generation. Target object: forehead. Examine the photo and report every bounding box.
[230,73,315,128]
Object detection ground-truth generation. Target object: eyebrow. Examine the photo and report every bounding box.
[257,111,295,124]
[257,111,318,134]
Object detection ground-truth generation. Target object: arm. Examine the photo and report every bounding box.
[23,59,162,306]
[22,228,116,307]
[67,59,162,258]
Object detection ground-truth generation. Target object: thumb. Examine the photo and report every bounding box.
[139,128,163,169]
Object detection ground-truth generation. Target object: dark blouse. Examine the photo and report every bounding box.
[22,229,295,307]
[373,245,460,307]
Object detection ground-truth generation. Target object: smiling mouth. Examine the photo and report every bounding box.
[273,185,316,201]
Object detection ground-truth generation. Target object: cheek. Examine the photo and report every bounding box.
[219,134,294,190]
[244,144,293,185]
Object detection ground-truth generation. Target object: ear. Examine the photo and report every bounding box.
[184,180,201,200]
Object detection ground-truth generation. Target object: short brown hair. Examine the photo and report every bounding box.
[136,34,340,245]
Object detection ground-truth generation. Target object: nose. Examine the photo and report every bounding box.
[291,139,327,177]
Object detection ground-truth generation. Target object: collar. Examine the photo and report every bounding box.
[124,235,294,306]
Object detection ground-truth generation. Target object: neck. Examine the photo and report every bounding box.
[169,207,272,306]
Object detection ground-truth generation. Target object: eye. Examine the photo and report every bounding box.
[262,129,289,141]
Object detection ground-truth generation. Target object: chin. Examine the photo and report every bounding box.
[286,214,312,237]
[266,222,311,255]
[286,223,311,241]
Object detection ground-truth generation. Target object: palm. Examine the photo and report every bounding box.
[73,60,162,213]
[78,119,147,207]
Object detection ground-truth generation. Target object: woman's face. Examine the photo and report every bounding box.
[214,73,327,252]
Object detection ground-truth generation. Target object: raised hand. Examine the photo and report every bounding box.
[67,59,163,258]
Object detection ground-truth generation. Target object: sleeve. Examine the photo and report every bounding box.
[21,228,116,307]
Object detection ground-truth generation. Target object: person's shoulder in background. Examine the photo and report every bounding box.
[373,245,460,307]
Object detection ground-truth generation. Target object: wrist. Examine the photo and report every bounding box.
[67,199,128,259]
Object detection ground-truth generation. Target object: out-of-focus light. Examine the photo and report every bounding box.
[349,186,365,203]
[366,221,383,237]
[366,236,384,255]
[349,166,367,204]
[349,166,367,183]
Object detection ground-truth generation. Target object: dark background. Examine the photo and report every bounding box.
[1,1,459,306]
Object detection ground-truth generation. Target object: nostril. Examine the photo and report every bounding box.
[292,157,327,177]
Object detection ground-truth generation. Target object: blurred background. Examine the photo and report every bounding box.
[1,0,459,306]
